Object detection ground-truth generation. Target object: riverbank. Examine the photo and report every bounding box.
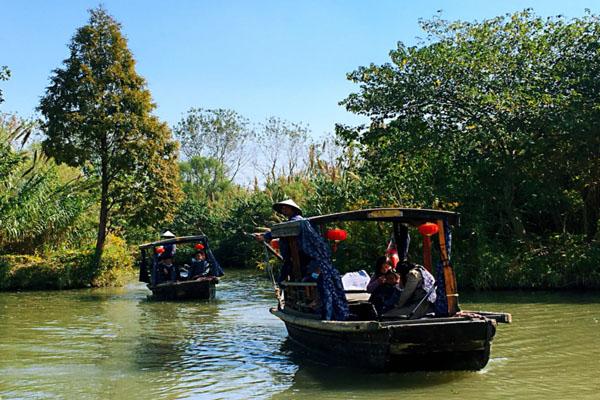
[0,235,134,291]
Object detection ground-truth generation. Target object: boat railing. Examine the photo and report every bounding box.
[280,281,319,313]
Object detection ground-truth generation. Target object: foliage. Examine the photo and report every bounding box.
[0,65,9,104]
[339,11,600,243]
[0,115,93,254]
[0,234,133,290]
[174,108,252,181]
[256,117,310,181]
[334,10,600,286]
[38,7,182,267]
[458,234,600,290]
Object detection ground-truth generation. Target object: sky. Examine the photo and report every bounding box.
[2,0,600,139]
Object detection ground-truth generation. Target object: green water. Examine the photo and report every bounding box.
[1,271,599,399]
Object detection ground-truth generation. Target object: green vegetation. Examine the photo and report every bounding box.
[336,10,600,288]
[38,7,182,269]
[0,9,598,291]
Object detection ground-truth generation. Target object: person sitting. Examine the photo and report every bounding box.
[366,256,392,293]
[156,253,175,284]
[189,249,211,279]
[383,261,437,319]
[369,270,402,315]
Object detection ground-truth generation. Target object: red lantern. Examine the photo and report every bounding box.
[418,222,439,237]
[194,243,205,250]
[155,246,165,254]
[418,222,439,273]
[326,228,347,252]
[270,238,280,250]
[326,228,347,242]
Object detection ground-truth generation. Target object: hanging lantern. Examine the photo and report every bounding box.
[326,228,347,242]
[270,238,280,250]
[155,246,165,254]
[418,222,439,273]
[418,222,439,237]
[326,228,347,252]
[194,243,205,250]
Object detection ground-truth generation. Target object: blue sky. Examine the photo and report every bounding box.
[2,0,599,138]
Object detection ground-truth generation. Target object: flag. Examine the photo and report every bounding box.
[386,236,399,268]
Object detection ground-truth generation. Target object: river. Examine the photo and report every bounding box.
[1,270,599,399]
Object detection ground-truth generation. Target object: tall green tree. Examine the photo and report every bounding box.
[339,10,600,241]
[39,7,182,267]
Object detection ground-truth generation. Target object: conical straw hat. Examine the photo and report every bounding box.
[160,230,176,238]
[272,199,302,215]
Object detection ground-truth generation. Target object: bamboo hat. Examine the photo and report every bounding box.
[272,199,302,215]
[160,230,176,238]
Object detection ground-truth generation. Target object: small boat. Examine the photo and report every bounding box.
[266,208,511,371]
[138,235,223,300]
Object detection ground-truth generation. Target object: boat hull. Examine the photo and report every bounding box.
[148,277,218,300]
[271,308,496,371]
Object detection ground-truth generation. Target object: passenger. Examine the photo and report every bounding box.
[189,249,211,279]
[366,256,392,293]
[369,270,402,315]
[156,253,175,283]
[383,261,437,319]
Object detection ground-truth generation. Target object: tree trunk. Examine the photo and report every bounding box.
[94,148,109,270]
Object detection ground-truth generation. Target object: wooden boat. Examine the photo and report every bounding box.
[138,235,223,300]
[266,208,511,371]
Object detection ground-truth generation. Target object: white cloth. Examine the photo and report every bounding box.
[341,270,370,291]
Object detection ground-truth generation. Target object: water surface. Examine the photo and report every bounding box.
[1,271,599,399]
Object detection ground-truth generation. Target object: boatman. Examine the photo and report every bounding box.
[256,199,349,321]
[255,199,307,281]
[158,230,177,281]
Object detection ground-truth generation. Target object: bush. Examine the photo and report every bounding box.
[0,234,134,291]
[455,234,600,290]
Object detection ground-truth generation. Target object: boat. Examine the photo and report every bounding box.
[138,235,223,300]
[266,208,511,371]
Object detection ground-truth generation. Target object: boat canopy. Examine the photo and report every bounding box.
[306,208,459,227]
[138,235,208,250]
[271,208,459,238]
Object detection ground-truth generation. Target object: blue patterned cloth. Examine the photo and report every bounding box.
[297,219,349,321]
[205,245,224,277]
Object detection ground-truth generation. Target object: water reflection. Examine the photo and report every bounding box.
[1,273,600,399]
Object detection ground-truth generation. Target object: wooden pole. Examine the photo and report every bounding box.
[437,220,459,315]
[422,235,432,273]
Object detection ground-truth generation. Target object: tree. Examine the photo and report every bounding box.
[0,66,9,104]
[174,108,252,181]
[39,7,182,267]
[339,10,600,241]
[256,117,310,181]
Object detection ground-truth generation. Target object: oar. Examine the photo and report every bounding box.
[245,231,284,308]
[244,232,283,261]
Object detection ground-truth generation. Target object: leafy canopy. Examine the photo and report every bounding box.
[39,7,182,235]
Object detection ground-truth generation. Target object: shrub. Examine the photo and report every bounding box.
[0,234,134,291]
